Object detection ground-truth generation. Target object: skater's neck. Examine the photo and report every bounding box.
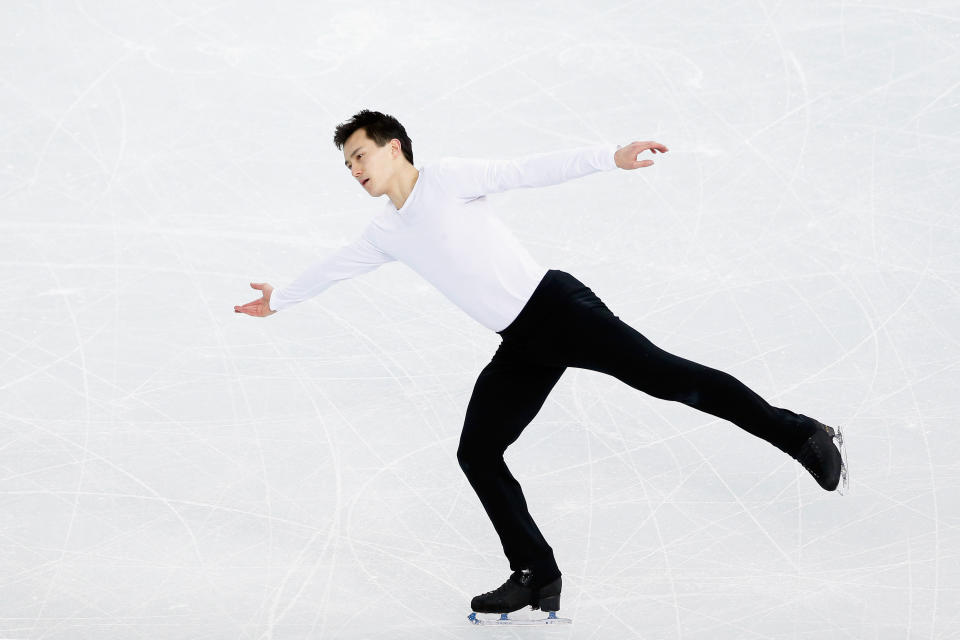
[387,164,419,211]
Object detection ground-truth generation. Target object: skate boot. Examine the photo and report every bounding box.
[794,415,849,494]
[467,569,570,625]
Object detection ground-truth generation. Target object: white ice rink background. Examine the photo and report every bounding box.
[1,1,958,638]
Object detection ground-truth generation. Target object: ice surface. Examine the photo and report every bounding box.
[1,0,958,638]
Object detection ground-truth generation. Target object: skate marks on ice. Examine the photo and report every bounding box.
[467,610,572,625]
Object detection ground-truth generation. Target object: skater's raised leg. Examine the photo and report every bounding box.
[566,313,818,457]
[581,317,848,491]
[499,270,846,491]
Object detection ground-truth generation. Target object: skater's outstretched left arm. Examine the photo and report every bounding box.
[436,140,668,199]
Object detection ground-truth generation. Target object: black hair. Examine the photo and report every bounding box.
[333,109,414,165]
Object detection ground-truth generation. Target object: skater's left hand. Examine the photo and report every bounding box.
[615,141,668,169]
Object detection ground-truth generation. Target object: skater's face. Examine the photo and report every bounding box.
[343,128,402,197]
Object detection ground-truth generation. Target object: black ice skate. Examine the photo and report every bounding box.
[794,415,849,494]
[467,569,571,625]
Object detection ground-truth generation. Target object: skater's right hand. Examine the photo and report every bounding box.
[234,282,277,317]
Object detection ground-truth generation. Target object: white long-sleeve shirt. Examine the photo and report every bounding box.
[268,143,621,332]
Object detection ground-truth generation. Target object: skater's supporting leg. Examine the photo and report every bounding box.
[457,352,566,580]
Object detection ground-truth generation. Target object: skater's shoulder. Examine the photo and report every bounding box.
[428,154,485,177]
[424,155,491,200]
[423,156,457,181]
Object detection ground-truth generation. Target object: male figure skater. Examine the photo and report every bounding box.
[234,109,848,620]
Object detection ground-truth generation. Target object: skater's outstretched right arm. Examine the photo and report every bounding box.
[234,227,395,317]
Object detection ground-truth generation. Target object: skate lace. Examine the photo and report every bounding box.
[479,570,531,597]
[796,438,823,480]
[479,579,511,598]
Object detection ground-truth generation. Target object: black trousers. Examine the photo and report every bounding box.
[456,269,817,582]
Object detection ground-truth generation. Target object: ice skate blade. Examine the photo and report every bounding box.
[467,610,572,625]
[833,424,850,496]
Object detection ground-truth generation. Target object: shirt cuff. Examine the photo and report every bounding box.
[268,291,284,313]
[604,143,621,171]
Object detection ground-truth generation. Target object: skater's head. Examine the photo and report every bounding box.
[335,109,414,196]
